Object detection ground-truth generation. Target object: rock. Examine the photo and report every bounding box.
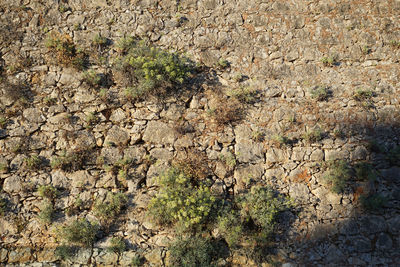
[95,249,118,265]
[289,183,310,202]
[23,108,45,123]
[146,162,169,187]
[312,186,341,205]
[358,216,387,234]
[0,218,17,236]
[51,170,70,188]
[266,148,287,163]
[124,146,146,163]
[120,251,140,266]
[234,164,264,191]
[142,121,177,145]
[387,215,400,233]
[380,167,400,183]
[310,149,324,161]
[101,147,123,164]
[350,146,368,160]
[109,108,127,122]
[350,236,372,253]
[235,140,264,163]
[325,244,344,263]
[71,248,92,264]
[325,149,349,161]
[375,233,393,250]
[3,175,23,193]
[36,248,58,262]
[149,148,173,161]
[104,126,130,146]
[0,249,7,263]
[144,248,163,266]
[7,247,31,263]
[69,170,97,188]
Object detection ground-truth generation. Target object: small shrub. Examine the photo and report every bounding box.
[323,160,352,193]
[239,186,293,240]
[148,168,215,230]
[131,253,145,266]
[209,99,242,125]
[219,152,236,169]
[303,128,323,143]
[0,198,7,216]
[37,184,58,200]
[0,162,8,173]
[173,149,210,180]
[92,34,109,49]
[116,36,136,54]
[82,70,102,88]
[45,32,87,70]
[354,162,377,181]
[167,236,215,267]
[114,38,194,100]
[38,200,55,224]
[320,56,336,66]
[217,208,242,248]
[251,130,264,142]
[226,86,257,103]
[359,193,387,211]
[93,192,128,224]
[353,89,374,108]
[389,40,400,49]
[217,58,229,68]
[84,112,99,129]
[24,154,42,170]
[55,245,77,260]
[58,4,71,13]
[310,86,330,101]
[57,218,99,247]
[271,134,290,147]
[66,196,84,216]
[107,237,126,253]
[50,149,91,172]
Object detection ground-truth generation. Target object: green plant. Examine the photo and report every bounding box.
[57,218,99,247]
[0,162,8,173]
[239,186,293,240]
[82,70,102,88]
[38,200,55,224]
[361,45,371,54]
[24,154,42,170]
[148,168,215,230]
[226,85,257,103]
[85,112,99,128]
[55,245,76,260]
[0,198,7,216]
[37,184,59,200]
[107,237,126,253]
[310,86,330,101]
[45,32,87,70]
[58,4,71,13]
[114,39,193,100]
[303,128,323,143]
[131,253,145,266]
[359,194,387,211]
[217,58,229,68]
[167,236,215,267]
[354,162,377,181]
[251,130,264,142]
[271,134,290,147]
[0,116,7,128]
[116,36,136,54]
[389,40,400,49]
[323,160,352,193]
[216,208,242,248]
[92,34,108,48]
[219,152,236,169]
[93,192,128,224]
[320,56,336,66]
[50,149,91,172]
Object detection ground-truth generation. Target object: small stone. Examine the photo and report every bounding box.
[104,126,130,146]
[109,108,126,122]
[142,121,177,145]
[3,175,23,193]
[289,183,310,202]
[144,248,163,266]
[23,108,45,123]
[375,233,392,250]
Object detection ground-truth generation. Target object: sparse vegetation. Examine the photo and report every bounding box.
[226,85,257,103]
[219,152,236,169]
[131,253,146,266]
[50,149,93,172]
[217,58,229,68]
[0,198,7,216]
[303,128,323,143]
[389,40,400,49]
[38,200,55,224]
[37,184,58,200]
[107,237,126,253]
[45,32,87,70]
[114,38,194,100]
[310,85,330,101]
[55,245,76,260]
[320,56,336,66]
[359,193,387,211]
[82,70,102,88]
[148,168,215,231]
[93,192,128,224]
[354,162,377,181]
[386,146,400,166]
[24,154,42,170]
[271,134,290,147]
[167,236,216,267]
[57,218,99,247]
[92,34,109,49]
[322,160,352,194]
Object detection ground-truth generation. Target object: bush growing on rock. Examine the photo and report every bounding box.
[56,218,99,247]
[114,38,194,100]
[37,184,58,200]
[38,200,55,224]
[148,167,215,231]
[322,160,352,193]
[93,192,128,225]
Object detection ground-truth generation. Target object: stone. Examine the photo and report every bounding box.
[0,218,18,236]
[380,167,400,183]
[289,183,310,202]
[96,250,118,265]
[310,149,324,161]
[325,149,349,161]
[375,233,393,250]
[325,244,344,263]
[142,121,177,145]
[104,126,130,146]
[358,216,387,234]
[124,146,146,163]
[3,175,23,193]
[387,215,400,233]
[69,170,97,188]
[265,148,286,163]
[312,186,341,205]
[7,247,31,263]
[235,140,264,163]
[0,249,7,263]
[350,146,368,160]
[109,108,127,122]
[144,248,163,266]
[36,248,58,262]
[71,248,92,264]
[23,108,45,123]
[234,164,264,191]
[101,147,123,164]
[150,148,173,161]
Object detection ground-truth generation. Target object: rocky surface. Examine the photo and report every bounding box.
[0,0,400,266]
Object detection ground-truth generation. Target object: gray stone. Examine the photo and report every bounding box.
[101,147,123,164]
[235,140,264,163]
[124,146,146,163]
[387,215,400,233]
[3,175,23,193]
[312,186,341,205]
[7,247,31,263]
[144,248,163,266]
[358,216,387,234]
[69,170,96,188]
[104,126,130,146]
[142,121,177,145]
[23,108,45,123]
[71,248,92,264]
[325,244,344,263]
[95,249,118,265]
[310,149,324,161]
[375,233,392,250]
[350,146,368,161]
[234,164,264,191]
[380,167,400,183]
[266,148,286,163]
[109,108,127,122]
[289,183,310,202]
[51,170,70,188]
[150,148,173,161]
[350,236,372,253]
[325,149,349,161]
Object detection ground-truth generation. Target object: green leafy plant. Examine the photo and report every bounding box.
[107,237,126,253]
[82,70,102,88]
[354,162,377,181]
[37,184,59,200]
[114,38,194,100]
[323,160,352,193]
[217,58,229,68]
[353,88,374,108]
[303,128,323,143]
[216,208,242,248]
[167,236,216,267]
[92,34,108,49]
[57,218,99,247]
[359,193,387,211]
[310,86,330,101]
[131,253,145,266]
[148,168,215,231]
[226,85,257,103]
[320,56,336,66]
[24,154,42,170]
[55,245,77,260]
[38,200,55,224]
[50,149,91,172]
[219,152,236,169]
[271,134,290,147]
[93,192,128,224]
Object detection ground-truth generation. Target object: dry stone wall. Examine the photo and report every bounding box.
[0,0,400,266]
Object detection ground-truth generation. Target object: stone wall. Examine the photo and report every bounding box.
[0,0,399,266]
